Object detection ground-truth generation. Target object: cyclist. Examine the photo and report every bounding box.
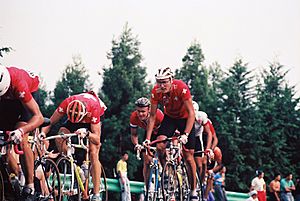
[41,91,106,201]
[192,102,214,180]
[0,65,44,201]
[205,147,223,201]
[130,97,164,189]
[144,67,198,200]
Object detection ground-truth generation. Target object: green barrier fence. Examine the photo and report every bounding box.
[57,175,248,201]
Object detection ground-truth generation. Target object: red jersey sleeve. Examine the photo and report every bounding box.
[57,97,70,114]
[129,112,138,128]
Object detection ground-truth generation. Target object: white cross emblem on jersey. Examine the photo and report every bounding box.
[58,107,64,113]
[182,89,187,94]
[19,91,25,98]
[91,117,98,123]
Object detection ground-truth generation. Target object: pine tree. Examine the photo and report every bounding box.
[100,24,150,180]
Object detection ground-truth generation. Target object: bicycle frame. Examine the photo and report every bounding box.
[45,133,89,195]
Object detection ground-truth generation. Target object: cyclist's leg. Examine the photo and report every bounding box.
[142,152,152,190]
[156,115,177,168]
[0,99,22,177]
[55,127,70,154]
[180,122,197,199]
[89,141,101,195]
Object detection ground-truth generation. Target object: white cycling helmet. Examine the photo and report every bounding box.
[192,101,199,111]
[0,65,11,96]
[155,67,174,80]
[195,111,208,123]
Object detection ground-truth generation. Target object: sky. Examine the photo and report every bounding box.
[1,0,300,96]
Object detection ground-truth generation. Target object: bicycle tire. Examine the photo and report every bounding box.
[180,162,190,201]
[56,156,81,201]
[0,170,3,201]
[146,166,158,201]
[161,162,182,201]
[99,162,108,201]
[196,169,204,201]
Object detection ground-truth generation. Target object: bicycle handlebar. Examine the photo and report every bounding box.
[136,145,156,160]
[0,131,24,155]
[44,132,88,150]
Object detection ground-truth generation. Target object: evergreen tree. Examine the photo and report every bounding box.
[52,55,91,108]
[255,62,300,178]
[100,24,150,180]
[175,41,212,111]
[217,59,256,191]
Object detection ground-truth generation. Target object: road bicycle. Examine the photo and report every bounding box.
[136,144,163,201]
[45,132,108,201]
[150,136,190,201]
[29,121,62,201]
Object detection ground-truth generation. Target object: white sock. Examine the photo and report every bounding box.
[191,190,197,196]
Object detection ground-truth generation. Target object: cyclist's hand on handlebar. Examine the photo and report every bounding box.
[75,128,89,138]
[9,128,24,144]
[134,144,143,151]
[179,133,188,144]
[142,139,150,147]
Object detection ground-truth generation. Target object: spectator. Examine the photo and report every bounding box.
[269,173,281,201]
[250,170,266,201]
[214,166,228,201]
[280,173,295,201]
[117,152,131,201]
[246,190,259,201]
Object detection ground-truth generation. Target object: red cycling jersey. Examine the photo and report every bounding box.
[1,67,39,103]
[130,109,164,135]
[57,92,106,124]
[151,79,192,119]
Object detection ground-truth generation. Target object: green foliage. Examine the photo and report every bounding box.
[52,55,92,108]
[216,59,256,191]
[255,62,300,180]
[100,24,150,180]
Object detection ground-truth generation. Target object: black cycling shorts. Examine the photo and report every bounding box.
[194,133,208,157]
[0,91,40,131]
[157,115,195,149]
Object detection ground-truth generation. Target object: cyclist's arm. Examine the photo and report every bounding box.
[131,127,139,146]
[183,98,195,134]
[203,124,212,150]
[21,98,44,133]
[210,123,218,149]
[146,103,158,140]
[41,110,64,134]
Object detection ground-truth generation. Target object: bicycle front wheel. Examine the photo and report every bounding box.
[56,156,81,201]
[180,163,190,201]
[0,169,4,201]
[35,158,62,201]
[146,166,158,201]
[161,162,182,201]
[99,163,108,201]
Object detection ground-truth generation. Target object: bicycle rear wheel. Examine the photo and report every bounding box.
[161,162,182,201]
[146,166,158,201]
[56,156,81,201]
